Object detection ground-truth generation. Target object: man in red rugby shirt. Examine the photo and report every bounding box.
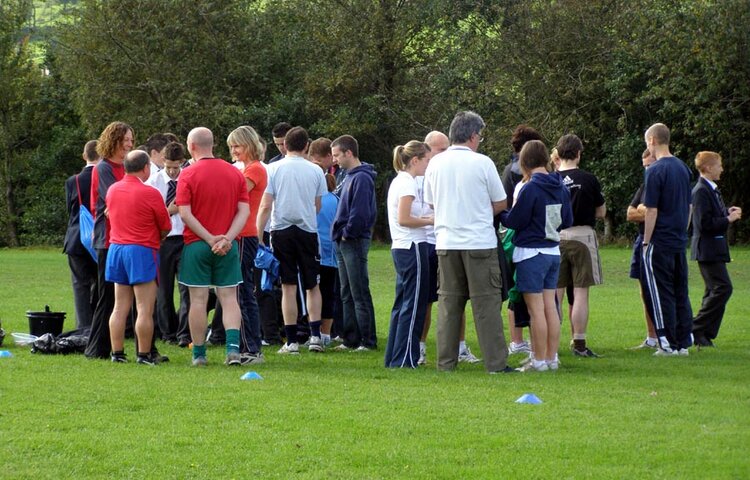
[176,127,250,366]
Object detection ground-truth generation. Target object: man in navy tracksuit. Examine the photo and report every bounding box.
[641,123,693,355]
[331,135,378,351]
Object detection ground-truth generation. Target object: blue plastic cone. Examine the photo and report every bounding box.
[0,350,13,358]
[240,371,263,381]
[515,393,542,404]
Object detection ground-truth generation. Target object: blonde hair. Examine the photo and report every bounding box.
[227,126,263,162]
[392,140,430,172]
[695,151,721,173]
[548,147,560,174]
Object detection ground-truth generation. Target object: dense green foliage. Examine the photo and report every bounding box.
[2,0,749,245]
[1,247,749,477]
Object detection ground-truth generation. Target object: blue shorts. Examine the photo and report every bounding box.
[106,244,159,285]
[629,235,643,279]
[515,253,560,293]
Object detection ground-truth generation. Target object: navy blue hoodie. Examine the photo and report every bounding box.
[500,172,573,248]
[332,163,377,241]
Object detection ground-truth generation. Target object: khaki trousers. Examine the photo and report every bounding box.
[436,248,508,372]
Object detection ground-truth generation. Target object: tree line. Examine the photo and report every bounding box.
[1,0,749,246]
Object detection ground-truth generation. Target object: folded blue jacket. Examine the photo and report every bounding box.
[254,244,279,291]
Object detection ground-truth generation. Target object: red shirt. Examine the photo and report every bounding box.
[239,161,268,238]
[175,158,250,245]
[106,175,171,249]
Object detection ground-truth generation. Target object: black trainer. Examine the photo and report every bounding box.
[136,354,156,366]
[151,352,170,364]
[111,352,127,363]
[573,347,601,358]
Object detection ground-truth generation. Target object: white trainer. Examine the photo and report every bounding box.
[508,341,531,354]
[277,342,300,355]
[308,336,324,353]
[458,346,481,363]
[516,360,549,372]
[418,345,426,365]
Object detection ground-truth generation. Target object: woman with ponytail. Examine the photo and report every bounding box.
[384,141,434,368]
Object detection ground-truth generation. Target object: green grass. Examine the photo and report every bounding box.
[1,246,749,479]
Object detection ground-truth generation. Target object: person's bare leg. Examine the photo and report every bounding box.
[523,292,547,361]
[306,285,322,324]
[571,287,590,338]
[110,284,134,353]
[188,287,209,346]
[281,284,298,326]
[321,319,333,335]
[640,284,656,338]
[543,289,559,362]
[216,286,240,330]
[133,280,157,354]
[421,303,433,342]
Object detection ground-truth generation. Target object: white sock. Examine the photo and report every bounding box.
[419,341,426,350]
[459,341,467,352]
[645,337,657,346]
[321,333,331,343]
[533,359,547,369]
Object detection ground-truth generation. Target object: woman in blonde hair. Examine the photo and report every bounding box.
[226,125,267,364]
[384,141,434,368]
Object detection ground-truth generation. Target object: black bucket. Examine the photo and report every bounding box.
[27,305,66,337]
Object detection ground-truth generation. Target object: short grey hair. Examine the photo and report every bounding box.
[448,111,485,144]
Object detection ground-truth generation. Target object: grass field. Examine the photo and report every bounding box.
[1,246,749,479]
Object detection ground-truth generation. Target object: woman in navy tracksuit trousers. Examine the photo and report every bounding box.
[384,141,434,368]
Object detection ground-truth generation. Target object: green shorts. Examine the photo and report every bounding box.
[179,240,242,288]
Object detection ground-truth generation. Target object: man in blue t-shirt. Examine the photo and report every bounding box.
[641,123,693,355]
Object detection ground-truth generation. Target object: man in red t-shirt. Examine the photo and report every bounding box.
[176,127,250,366]
[105,150,171,365]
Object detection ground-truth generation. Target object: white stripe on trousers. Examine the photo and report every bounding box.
[399,243,422,368]
[642,244,664,330]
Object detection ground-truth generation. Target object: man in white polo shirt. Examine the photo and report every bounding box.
[423,111,512,374]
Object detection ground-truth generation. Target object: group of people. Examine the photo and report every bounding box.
[62,110,741,371]
[64,121,379,366]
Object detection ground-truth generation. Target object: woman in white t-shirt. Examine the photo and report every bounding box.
[384,141,434,368]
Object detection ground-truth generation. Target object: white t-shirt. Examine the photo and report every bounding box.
[388,171,428,249]
[513,179,527,204]
[424,146,506,249]
[265,156,326,233]
[415,176,436,245]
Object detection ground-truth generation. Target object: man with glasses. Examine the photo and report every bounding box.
[423,111,513,374]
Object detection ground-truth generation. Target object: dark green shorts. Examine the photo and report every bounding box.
[179,240,242,288]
